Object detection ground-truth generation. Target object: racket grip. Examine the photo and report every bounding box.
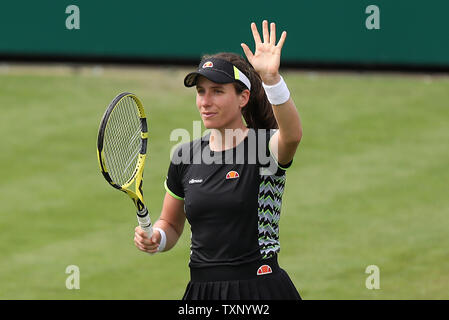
[136,207,153,238]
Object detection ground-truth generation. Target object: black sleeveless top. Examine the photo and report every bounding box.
[164,129,292,268]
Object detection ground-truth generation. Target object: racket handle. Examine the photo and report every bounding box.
[136,207,153,238]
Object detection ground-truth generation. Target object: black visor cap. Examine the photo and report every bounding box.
[184,57,250,89]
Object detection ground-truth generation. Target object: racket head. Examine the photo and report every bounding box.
[97,92,148,209]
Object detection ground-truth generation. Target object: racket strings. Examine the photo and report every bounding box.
[116,97,142,181]
[103,96,143,186]
[109,97,141,184]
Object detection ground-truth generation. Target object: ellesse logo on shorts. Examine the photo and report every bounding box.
[257,265,272,276]
[225,171,239,180]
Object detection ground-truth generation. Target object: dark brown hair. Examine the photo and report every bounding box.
[201,52,278,129]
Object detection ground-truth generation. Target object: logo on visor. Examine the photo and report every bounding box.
[202,61,213,68]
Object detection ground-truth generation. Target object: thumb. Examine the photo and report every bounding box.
[241,43,254,62]
[151,232,159,244]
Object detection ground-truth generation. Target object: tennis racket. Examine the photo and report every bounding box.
[97,92,153,238]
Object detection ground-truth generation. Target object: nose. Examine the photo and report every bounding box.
[197,90,212,109]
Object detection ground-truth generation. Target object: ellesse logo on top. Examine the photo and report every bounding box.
[225,171,239,180]
[202,61,213,68]
[257,265,272,276]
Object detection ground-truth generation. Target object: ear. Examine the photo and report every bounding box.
[239,89,250,109]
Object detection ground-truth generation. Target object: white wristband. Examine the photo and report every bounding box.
[153,227,167,252]
[262,75,290,105]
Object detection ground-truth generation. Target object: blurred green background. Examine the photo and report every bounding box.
[0,65,448,299]
[1,1,449,67]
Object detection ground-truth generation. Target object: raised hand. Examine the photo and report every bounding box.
[241,20,287,85]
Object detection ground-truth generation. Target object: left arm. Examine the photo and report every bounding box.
[269,97,302,165]
[241,20,302,165]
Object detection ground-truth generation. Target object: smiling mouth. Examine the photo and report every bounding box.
[202,113,217,119]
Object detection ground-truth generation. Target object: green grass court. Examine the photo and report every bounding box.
[0,65,448,299]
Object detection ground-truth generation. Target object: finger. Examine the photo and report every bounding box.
[241,43,254,62]
[148,248,159,254]
[134,238,147,251]
[135,226,148,238]
[134,232,145,244]
[134,235,146,248]
[135,232,155,248]
[137,244,156,254]
[250,22,262,45]
[135,236,157,251]
[146,243,159,251]
[276,31,287,50]
[270,22,276,45]
[151,232,160,245]
[262,20,269,43]
[143,236,157,246]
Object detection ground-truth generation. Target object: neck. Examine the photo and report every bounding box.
[209,124,248,152]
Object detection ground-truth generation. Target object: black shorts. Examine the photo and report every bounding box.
[182,256,301,300]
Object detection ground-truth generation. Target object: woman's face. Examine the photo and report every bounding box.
[196,76,249,130]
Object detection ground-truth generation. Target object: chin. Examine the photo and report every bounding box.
[202,119,221,129]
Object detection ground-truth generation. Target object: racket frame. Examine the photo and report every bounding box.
[97,92,153,237]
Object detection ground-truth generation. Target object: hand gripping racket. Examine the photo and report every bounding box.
[97,92,153,238]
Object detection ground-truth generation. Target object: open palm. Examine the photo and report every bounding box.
[241,20,287,85]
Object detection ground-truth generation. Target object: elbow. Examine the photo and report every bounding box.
[284,134,302,149]
[290,127,302,145]
[296,127,303,143]
[279,126,302,145]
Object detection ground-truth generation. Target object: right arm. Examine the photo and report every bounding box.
[134,192,185,254]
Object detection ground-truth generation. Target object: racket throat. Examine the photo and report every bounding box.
[134,196,145,212]
[136,206,148,218]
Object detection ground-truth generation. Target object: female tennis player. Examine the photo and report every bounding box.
[134,20,303,300]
